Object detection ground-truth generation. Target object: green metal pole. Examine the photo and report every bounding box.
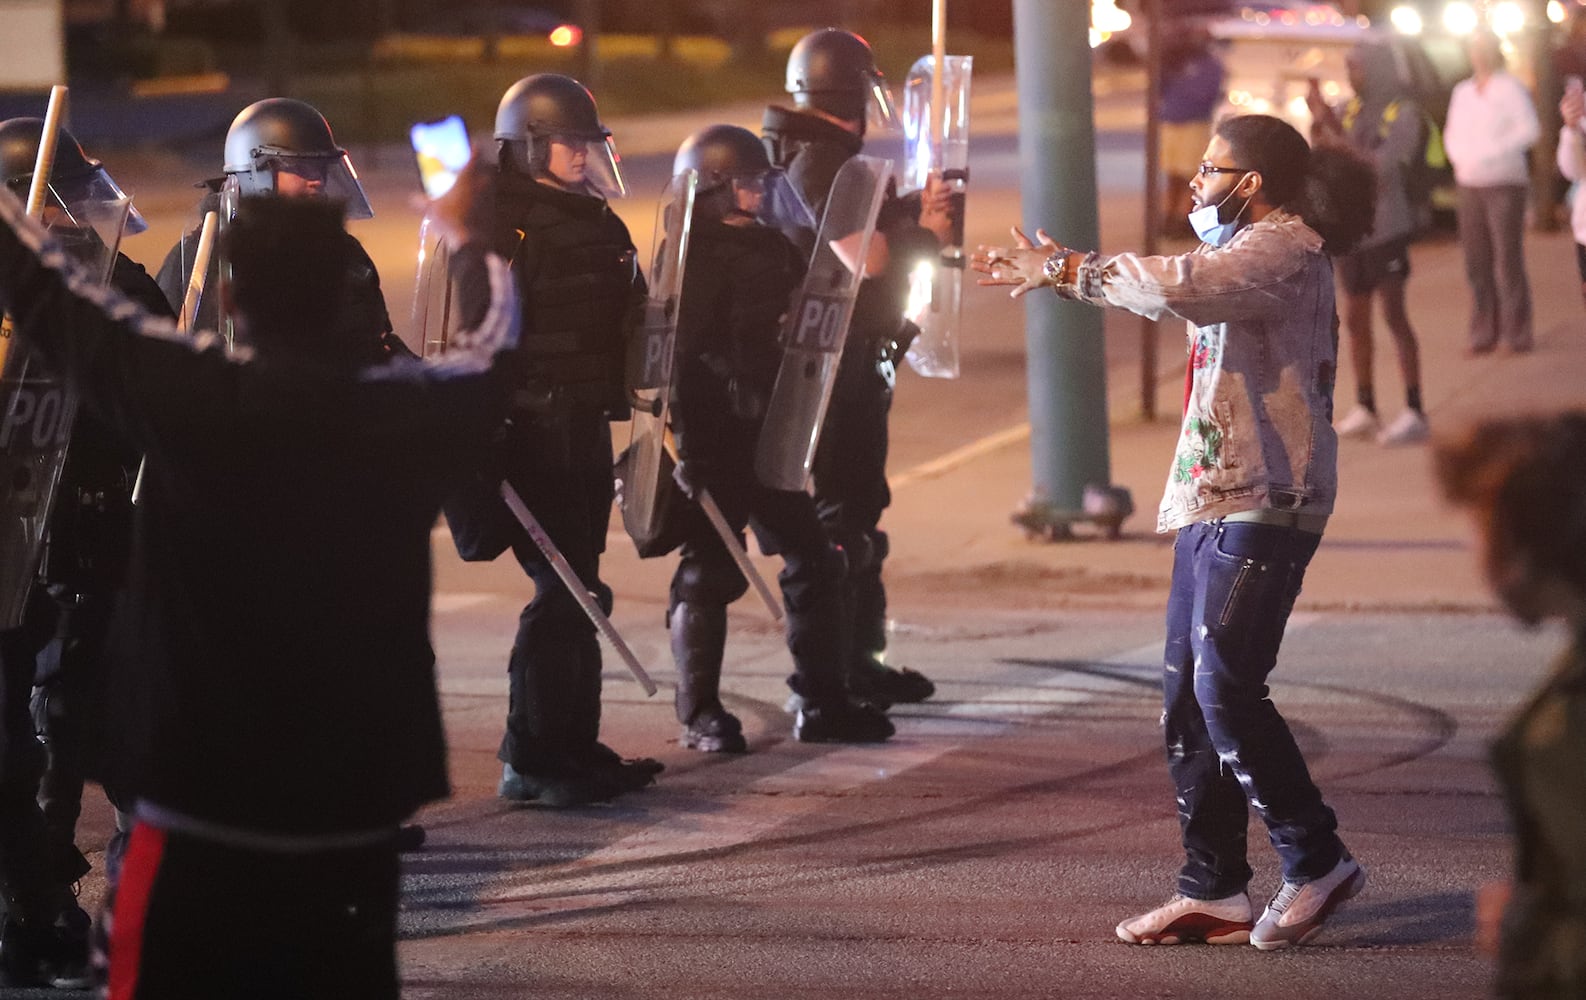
[1011,0,1115,539]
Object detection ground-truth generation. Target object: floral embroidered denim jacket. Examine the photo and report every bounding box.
[1072,210,1339,532]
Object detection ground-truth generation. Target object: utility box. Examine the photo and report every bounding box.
[0,0,66,91]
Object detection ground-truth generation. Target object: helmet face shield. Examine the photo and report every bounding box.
[47,180,133,285]
[867,73,900,134]
[37,166,147,236]
[234,150,373,220]
[539,132,626,200]
[735,168,815,232]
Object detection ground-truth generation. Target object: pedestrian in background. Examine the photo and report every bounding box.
[1443,30,1540,356]
[1435,412,1586,999]
[1555,76,1586,315]
[1159,31,1225,238]
[1311,40,1431,446]
[973,113,1375,950]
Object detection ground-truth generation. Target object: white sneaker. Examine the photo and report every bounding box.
[1334,405,1380,439]
[1377,409,1429,446]
[1115,892,1254,945]
[1250,856,1366,950]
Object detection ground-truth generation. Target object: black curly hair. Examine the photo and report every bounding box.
[1214,114,1377,255]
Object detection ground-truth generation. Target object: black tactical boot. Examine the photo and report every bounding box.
[0,905,91,990]
[671,602,747,753]
[847,656,936,709]
[575,741,665,791]
[793,698,895,744]
[497,760,620,808]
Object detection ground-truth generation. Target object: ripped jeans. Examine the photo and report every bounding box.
[1162,519,1344,900]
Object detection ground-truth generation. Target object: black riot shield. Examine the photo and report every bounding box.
[753,154,891,493]
[0,188,131,627]
[901,53,972,380]
[619,170,697,546]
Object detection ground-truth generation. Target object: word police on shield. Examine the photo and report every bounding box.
[1,384,71,450]
[791,294,847,352]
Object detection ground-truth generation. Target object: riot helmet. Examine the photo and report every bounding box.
[222,98,373,220]
[0,117,146,235]
[495,74,626,199]
[673,124,813,230]
[785,28,898,134]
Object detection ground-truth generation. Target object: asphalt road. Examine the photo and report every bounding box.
[396,602,1537,1000]
[14,68,1560,999]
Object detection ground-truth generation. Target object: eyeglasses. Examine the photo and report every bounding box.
[1197,163,1250,177]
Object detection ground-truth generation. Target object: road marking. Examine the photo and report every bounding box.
[890,422,1031,490]
[414,635,1172,931]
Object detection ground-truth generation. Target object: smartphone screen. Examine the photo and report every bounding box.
[411,116,471,199]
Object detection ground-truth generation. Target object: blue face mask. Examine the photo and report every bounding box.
[1188,177,1253,247]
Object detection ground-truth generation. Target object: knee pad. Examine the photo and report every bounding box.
[829,529,873,574]
[671,558,749,608]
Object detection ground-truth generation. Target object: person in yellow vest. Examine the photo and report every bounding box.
[1309,39,1430,446]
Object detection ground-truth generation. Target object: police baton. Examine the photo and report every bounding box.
[663,429,783,623]
[498,481,658,696]
[133,209,219,505]
[0,85,68,373]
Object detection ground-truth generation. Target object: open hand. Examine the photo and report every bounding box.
[971,226,1062,299]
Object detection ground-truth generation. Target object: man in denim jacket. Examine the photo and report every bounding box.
[974,114,1374,951]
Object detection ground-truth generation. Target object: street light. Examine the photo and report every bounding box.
[1443,1,1481,34]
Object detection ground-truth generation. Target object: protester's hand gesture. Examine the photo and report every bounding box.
[971,226,1062,299]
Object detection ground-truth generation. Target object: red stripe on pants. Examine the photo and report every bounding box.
[107,823,166,1000]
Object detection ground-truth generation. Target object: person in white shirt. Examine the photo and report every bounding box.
[1556,79,1586,313]
[1442,30,1541,354]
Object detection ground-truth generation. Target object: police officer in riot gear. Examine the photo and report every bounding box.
[154,98,403,360]
[446,73,659,805]
[0,117,172,989]
[666,124,893,749]
[763,28,951,709]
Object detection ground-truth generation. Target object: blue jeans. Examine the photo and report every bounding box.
[1163,519,1343,900]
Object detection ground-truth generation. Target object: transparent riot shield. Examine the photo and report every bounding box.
[0,189,131,627]
[901,53,972,380]
[754,154,891,493]
[410,210,459,359]
[620,170,697,545]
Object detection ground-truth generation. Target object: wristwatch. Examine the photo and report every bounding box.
[1041,250,1072,288]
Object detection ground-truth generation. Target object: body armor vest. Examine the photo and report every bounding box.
[497,174,639,410]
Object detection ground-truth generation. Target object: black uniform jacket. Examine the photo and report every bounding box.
[492,169,643,412]
[0,188,520,836]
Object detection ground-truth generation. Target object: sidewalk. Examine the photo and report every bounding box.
[879,224,1586,617]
